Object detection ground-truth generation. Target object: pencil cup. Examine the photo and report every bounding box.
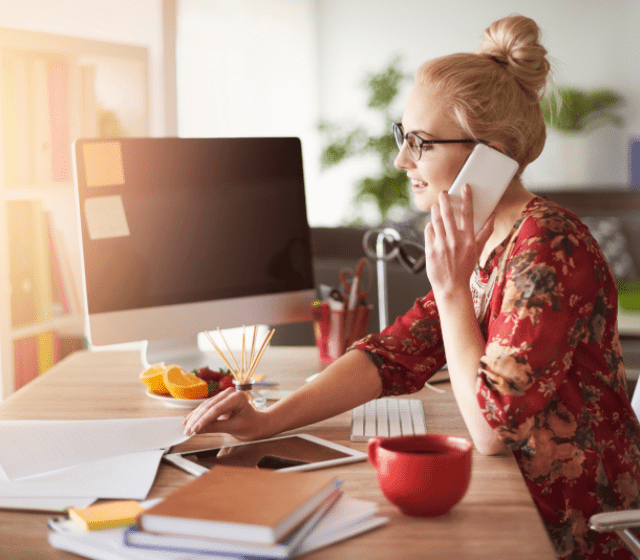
[312,304,372,363]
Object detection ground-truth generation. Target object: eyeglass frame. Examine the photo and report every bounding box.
[392,122,488,162]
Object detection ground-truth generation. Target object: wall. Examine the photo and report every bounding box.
[1,0,637,227]
[0,0,165,136]
[315,0,639,224]
[176,0,321,223]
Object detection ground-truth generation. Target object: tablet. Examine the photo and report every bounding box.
[164,434,367,475]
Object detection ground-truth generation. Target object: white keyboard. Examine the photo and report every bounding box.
[350,398,427,442]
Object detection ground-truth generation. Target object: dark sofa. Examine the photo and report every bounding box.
[271,187,640,376]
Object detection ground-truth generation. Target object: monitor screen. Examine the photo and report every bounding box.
[73,137,316,367]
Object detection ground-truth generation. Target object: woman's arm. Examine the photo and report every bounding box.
[425,186,507,455]
[433,281,507,455]
[183,349,382,440]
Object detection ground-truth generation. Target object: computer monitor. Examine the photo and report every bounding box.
[73,137,316,369]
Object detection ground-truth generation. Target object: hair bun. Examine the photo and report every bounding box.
[479,15,551,98]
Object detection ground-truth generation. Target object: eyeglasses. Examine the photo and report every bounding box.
[392,123,487,162]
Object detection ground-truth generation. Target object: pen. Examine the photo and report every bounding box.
[346,276,359,310]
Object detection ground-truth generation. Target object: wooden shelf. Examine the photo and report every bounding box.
[11,314,84,340]
[0,27,148,399]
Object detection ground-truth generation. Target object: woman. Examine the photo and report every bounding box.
[185,15,640,559]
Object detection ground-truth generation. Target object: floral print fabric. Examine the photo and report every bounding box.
[351,197,640,559]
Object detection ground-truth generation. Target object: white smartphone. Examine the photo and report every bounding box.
[447,143,519,234]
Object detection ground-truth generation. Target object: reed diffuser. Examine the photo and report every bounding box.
[204,325,274,410]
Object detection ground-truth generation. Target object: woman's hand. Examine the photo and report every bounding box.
[183,388,269,440]
[424,184,494,299]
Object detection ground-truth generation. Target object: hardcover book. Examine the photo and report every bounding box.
[136,465,340,544]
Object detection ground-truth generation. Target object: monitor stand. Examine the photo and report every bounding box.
[141,326,270,372]
[142,337,213,372]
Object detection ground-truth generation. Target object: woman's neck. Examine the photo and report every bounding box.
[480,179,534,266]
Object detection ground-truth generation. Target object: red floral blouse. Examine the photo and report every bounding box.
[351,197,640,559]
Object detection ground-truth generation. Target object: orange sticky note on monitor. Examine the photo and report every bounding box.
[82,141,125,187]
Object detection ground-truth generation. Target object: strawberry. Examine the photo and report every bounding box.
[217,375,234,392]
[194,367,230,382]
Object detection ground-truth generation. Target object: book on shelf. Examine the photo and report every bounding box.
[2,51,79,187]
[47,58,71,183]
[7,200,80,328]
[14,331,85,391]
[29,54,53,185]
[36,330,61,373]
[136,465,341,545]
[13,335,39,391]
[59,334,87,360]
[2,53,24,186]
[7,199,54,327]
[80,65,98,138]
[45,211,79,316]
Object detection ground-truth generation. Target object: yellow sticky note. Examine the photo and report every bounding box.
[82,141,125,187]
[84,195,130,240]
[68,500,144,531]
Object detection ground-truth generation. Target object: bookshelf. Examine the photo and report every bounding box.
[0,27,149,399]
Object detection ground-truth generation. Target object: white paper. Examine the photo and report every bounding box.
[0,417,189,480]
[49,525,207,560]
[0,449,165,499]
[0,497,96,512]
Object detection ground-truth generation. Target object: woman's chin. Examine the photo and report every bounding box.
[412,192,436,212]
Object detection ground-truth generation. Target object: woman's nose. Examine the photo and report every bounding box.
[394,142,414,170]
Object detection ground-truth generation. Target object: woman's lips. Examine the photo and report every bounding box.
[411,180,428,193]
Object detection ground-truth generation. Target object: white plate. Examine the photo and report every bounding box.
[146,390,208,408]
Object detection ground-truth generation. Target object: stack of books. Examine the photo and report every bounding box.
[48,465,388,559]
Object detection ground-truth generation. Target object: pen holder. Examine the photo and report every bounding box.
[312,304,372,363]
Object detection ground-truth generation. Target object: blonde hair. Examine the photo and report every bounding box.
[415,15,551,175]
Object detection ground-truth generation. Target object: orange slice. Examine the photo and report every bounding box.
[163,365,208,399]
[139,363,170,394]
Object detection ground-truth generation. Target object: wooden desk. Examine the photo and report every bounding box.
[0,347,557,559]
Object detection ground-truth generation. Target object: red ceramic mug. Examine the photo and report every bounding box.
[368,434,473,517]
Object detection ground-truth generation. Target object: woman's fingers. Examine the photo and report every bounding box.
[429,200,446,241]
[460,184,475,235]
[437,190,459,239]
[183,388,246,435]
[183,387,230,425]
[424,185,484,293]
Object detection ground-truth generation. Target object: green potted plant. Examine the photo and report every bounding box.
[540,86,623,133]
[532,86,624,187]
[319,57,411,224]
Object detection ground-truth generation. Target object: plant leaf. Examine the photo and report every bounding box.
[541,86,623,132]
[366,56,405,111]
[354,170,409,221]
